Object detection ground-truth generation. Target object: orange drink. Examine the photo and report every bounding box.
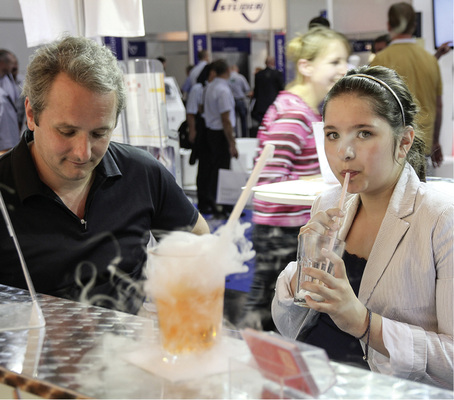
[147,231,229,356]
[154,285,225,354]
[146,229,253,356]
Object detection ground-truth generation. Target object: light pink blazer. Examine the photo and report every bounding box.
[272,164,453,389]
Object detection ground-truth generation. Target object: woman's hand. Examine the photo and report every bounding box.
[302,247,368,338]
[299,208,344,237]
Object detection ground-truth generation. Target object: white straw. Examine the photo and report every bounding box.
[337,172,350,216]
[224,144,275,231]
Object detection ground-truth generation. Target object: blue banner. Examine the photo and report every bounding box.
[192,34,207,64]
[103,37,123,60]
[211,37,251,53]
[274,33,286,83]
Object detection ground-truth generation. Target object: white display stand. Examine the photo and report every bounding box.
[113,59,182,187]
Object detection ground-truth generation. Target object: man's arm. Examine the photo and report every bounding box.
[191,213,210,235]
[434,41,452,60]
[431,95,443,168]
[220,111,238,158]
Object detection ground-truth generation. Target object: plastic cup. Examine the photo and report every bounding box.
[148,250,225,355]
[293,233,346,307]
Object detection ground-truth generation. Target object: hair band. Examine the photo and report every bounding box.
[349,73,406,126]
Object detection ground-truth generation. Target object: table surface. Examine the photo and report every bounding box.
[0,285,452,399]
[253,176,454,206]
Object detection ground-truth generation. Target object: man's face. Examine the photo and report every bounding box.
[25,73,117,188]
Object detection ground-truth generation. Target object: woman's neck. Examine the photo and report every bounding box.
[287,83,321,114]
[357,176,400,221]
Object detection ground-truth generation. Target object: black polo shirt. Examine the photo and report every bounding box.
[0,130,198,313]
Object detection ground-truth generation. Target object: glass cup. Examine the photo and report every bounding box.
[293,233,346,307]
[147,250,225,356]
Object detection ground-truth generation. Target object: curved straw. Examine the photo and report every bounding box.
[224,144,275,231]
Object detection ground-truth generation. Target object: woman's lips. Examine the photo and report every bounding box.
[341,170,358,178]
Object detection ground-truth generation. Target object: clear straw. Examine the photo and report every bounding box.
[224,144,275,231]
[322,172,350,271]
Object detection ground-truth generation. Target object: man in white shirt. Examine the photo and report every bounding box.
[203,59,238,216]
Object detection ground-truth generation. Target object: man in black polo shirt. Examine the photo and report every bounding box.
[0,36,209,314]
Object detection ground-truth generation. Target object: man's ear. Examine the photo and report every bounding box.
[398,126,415,159]
[296,59,313,78]
[24,97,36,130]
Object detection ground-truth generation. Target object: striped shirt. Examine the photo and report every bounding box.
[252,91,321,227]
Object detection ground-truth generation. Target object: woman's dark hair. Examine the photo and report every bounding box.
[322,65,426,180]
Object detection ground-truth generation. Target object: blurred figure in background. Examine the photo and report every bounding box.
[157,56,166,72]
[8,50,26,132]
[0,49,20,154]
[203,59,238,217]
[228,64,252,138]
[250,56,284,137]
[371,2,443,174]
[373,34,391,54]
[181,64,194,103]
[186,63,216,214]
[308,16,331,29]
[238,27,350,331]
[189,49,209,90]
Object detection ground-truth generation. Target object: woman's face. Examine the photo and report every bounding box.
[309,39,349,95]
[323,93,405,197]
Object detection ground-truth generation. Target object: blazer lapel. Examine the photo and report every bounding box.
[358,164,419,305]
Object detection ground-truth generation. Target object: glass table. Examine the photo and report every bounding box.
[0,284,452,399]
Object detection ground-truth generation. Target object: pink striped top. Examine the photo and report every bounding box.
[252,91,321,227]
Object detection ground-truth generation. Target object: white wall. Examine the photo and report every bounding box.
[142,0,187,33]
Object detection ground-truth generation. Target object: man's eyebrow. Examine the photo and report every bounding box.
[55,123,112,131]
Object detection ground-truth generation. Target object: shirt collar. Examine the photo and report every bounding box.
[390,37,417,45]
[12,129,122,203]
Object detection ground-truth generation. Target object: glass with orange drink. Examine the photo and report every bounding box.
[146,231,228,356]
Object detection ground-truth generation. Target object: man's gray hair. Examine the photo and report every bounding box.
[22,35,126,125]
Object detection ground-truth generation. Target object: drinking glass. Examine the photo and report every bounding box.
[293,233,345,307]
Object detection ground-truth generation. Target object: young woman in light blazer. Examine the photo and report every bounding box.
[272,65,453,389]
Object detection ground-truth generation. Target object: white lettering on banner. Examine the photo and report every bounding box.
[208,0,270,31]
[276,37,284,68]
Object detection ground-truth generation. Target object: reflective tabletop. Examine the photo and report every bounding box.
[0,285,452,399]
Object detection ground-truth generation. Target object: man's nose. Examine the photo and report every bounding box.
[72,133,92,161]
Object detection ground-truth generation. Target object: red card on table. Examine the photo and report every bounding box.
[241,328,319,397]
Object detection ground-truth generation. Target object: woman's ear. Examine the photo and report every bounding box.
[297,58,313,78]
[398,126,415,159]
